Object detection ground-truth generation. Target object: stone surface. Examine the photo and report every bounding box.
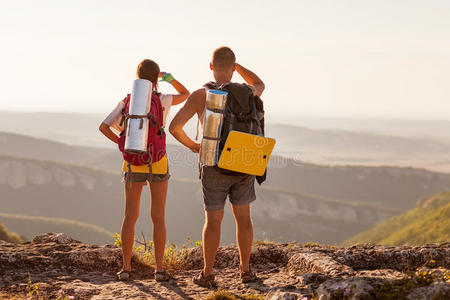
[1,234,449,299]
[316,278,376,300]
[407,282,450,300]
[265,290,304,300]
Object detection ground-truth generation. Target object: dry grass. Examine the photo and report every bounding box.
[253,239,280,246]
[302,242,339,249]
[115,233,202,271]
[206,289,264,300]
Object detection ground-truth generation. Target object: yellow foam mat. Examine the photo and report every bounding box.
[218,131,276,176]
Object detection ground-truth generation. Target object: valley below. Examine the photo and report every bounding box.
[1,130,450,245]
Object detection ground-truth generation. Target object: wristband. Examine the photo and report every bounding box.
[160,72,175,84]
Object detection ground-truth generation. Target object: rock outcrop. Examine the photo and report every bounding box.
[1,233,449,299]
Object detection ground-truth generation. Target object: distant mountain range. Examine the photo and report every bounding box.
[344,191,450,246]
[1,132,450,244]
[1,110,450,172]
[0,131,111,163]
[267,123,450,172]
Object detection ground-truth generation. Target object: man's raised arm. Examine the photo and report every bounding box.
[169,88,204,153]
[235,63,265,97]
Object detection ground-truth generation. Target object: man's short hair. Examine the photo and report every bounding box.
[212,47,236,71]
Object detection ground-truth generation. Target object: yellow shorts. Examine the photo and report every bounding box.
[121,155,168,174]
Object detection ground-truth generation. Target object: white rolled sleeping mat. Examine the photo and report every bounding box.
[124,79,153,153]
[200,90,228,166]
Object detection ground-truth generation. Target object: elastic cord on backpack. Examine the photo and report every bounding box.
[125,114,147,130]
[195,117,200,141]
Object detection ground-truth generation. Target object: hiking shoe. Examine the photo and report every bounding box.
[193,271,217,288]
[116,269,131,281]
[241,269,258,283]
[155,269,171,282]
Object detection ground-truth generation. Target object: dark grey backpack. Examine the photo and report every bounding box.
[204,82,266,184]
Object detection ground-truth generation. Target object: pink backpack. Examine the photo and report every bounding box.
[117,93,166,166]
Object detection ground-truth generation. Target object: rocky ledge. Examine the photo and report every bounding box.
[0,233,449,299]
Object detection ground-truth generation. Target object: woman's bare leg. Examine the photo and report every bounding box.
[121,181,145,271]
[149,180,168,271]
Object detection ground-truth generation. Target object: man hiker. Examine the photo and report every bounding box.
[169,46,265,287]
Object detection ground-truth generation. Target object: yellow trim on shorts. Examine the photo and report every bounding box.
[122,155,168,174]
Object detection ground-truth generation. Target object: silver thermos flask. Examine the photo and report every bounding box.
[200,89,228,166]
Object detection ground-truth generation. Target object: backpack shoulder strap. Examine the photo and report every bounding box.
[119,94,131,127]
[152,92,163,121]
[203,81,219,90]
[148,92,165,133]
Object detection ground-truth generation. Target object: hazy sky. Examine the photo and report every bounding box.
[0,0,449,119]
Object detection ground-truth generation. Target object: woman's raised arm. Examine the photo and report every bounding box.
[159,72,190,105]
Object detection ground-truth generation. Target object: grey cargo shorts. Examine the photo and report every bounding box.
[201,165,256,211]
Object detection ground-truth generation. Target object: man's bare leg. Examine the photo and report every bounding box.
[232,204,253,272]
[202,209,224,276]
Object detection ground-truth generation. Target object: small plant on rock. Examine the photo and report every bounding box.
[26,274,39,300]
[56,289,75,300]
[113,233,122,247]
